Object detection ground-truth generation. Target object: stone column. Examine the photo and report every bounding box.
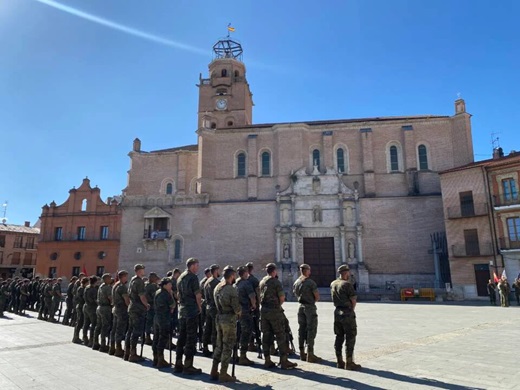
[338,193,345,225]
[291,226,297,264]
[247,134,258,199]
[356,224,363,264]
[276,195,281,226]
[340,225,346,264]
[290,195,296,225]
[275,227,281,263]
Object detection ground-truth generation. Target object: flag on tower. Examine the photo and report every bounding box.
[227,23,235,32]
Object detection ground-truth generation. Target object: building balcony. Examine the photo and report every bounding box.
[143,229,170,240]
[499,237,520,251]
[451,242,494,257]
[447,203,488,219]
[493,194,520,209]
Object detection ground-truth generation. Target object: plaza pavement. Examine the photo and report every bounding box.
[0,301,518,390]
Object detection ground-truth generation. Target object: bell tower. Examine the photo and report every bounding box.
[197,38,253,129]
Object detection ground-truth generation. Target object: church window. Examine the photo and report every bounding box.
[81,199,87,211]
[221,69,227,77]
[418,144,428,170]
[261,151,271,176]
[390,146,399,172]
[211,122,216,129]
[174,239,182,260]
[166,183,173,195]
[237,153,246,177]
[234,70,239,77]
[312,149,320,168]
[337,148,345,173]
[217,88,227,95]
[227,121,234,127]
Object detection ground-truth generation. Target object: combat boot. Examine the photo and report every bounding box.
[114,342,124,358]
[87,337,94,348]
[108,341,116,355]
[174,357,184,373]
[263,355,276,369]
[72,336,82,344]
[152,351,158,367]
[128,348,144,363]
[270,345,277,356]
[156,352,171,368]
[182,357,202,375]
[280,354,298,370]
[145,334,153,346]
[238,351,254,366]
[98,339,109,353]
[336,353,345,369]
[210,360,219,380]
[299,348,307,362]
[92,342,101,351]
[307,348,322,363]
[219,363,236,383]
[247,341,256,352]
[82,335,89,347]
[202,344,212,357]
[346,356,362,371]
[123,346,131,361]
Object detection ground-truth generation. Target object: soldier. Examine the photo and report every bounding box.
[93,273,113,352]
[331,264,361,371]
[293,264,321,363]
[19,279,30,315]
[37,279,48,320]
[235,265,256,366]
[144,272,160,345]
[202,264,220,357]
[171,268,181,340]
[83,276,99,347]
[514,278,520,305]
[259,263,297,370]
[211,266,241,382]
[62,276,78,325]
[152,277,176,368]
[124,264,149,362]
[110,270,130,356]
[30,276,40,311]
[246,262,260,351]
[0,281,8,317]
[198,268,211,352]
[498,276,511,307]
[49,278,62,322]
[72,277,89,344]
[43,278,54,321]
[70,273,85,325]
[487,279,497,306]
[175,258,202,375]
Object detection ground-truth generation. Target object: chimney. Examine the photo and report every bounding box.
[133,138,141,152]
[492,147,504,160]
[24,221,30,227]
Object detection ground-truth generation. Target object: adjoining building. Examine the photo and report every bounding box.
[440,149,520,298]
[0,222,39,279]
[36,178,121,282]
[119,38,474,294]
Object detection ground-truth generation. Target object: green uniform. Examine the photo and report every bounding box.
[214,281,240,373]
[63,282,75,324]
[94,283,113,345]
[235,277,255,353]
[50,282,61,321]
[83,285,99,343]
[498,280,511,307]
[176,270,200,360]
[125,275,147,349]
[145,282,158,337]
[72,284,86,341]
[514,280,520,305]
[19,284,29,313]
[152,289,175,354]
[203,277,219,348]
[293,276,318,350]
[0,283,8,316]
[330,278,357,359]
[111,281,129,343]
[43,283,53,320]
[259,275,289,358]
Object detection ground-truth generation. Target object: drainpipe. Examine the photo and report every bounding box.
[481,166,501,275]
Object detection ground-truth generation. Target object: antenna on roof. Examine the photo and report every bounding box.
[1,201,7,224]
[491,132,501,149]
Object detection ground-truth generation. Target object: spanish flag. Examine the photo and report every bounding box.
[227,24,235,32]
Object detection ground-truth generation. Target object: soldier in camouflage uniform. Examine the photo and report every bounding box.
[144,272,160,345]
[110,270,130,357]
[72,277,89,344]
[202,264,220,357]
[330,264,361,370]
[42,279,54,321]
[0,280,8,317]
[83,276,99,347]
[93,273,113,352]
[246,262,260,351]
[209,266,241,382]
[293,264,321,363]
[259,263,297,370]
[152,277,176,368]
[175,258,202,375]
[49,278,62,322]
[125,264,149,363]
[62,276,78,325]
[235,266,256,366]
[19,279,30,315]
[498,277,511,307]
[198,268,211,352]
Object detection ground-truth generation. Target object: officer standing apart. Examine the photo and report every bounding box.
[235,266,256,366]
[125,264,149,362]
[175,258,202,375]
[259,263,297,370]
[211,266,241,382]
[293,263,321,363]
[330,264,361,371]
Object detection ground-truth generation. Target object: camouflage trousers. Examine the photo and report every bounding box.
[214,318,237,373]
[239,313,253,353]
[43,298,52,318]
[261,310,288,356]
[63,298,74,323]
[176,315,198,360]
[73,304,84,339]
[145,308,155,336]
[83,306,97,339]
[19,296,27,314]
[297,304,318,349]
[50,298,61,320]
[152,319,170,353]
[202,308,217,347]
[333,309,357,358]
[95,306,112,343]
[500,292,510,307]
[125,311,146,349]
[111,309,128,343]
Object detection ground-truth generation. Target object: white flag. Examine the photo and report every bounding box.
[501,269,507,279]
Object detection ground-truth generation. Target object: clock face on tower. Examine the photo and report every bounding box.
[216,99,228,110]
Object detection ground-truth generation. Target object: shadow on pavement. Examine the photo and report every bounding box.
[362,367,485,390]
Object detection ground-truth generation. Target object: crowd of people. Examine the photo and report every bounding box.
[0,259,360,383]
[487,276,520,307]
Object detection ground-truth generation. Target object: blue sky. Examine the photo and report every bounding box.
[1,0,518,225]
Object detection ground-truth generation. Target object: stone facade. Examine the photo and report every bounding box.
[0,222,39,279]
[119,40,474,293]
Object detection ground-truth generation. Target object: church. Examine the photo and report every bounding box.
[119,38,474,293]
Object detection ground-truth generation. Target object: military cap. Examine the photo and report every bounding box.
[337,264,350,273]
[173,268,181,274]
[186,258,199,267]
[148,272,159,280]
[134,264,145,271]
[102,273,111,280]
[245,262,254,268]
[118,270,128,277]
[266,262,277,272]
[204,267,211,274]
[160,277,172,287]
[299,264,311,270]
[223,266,236,278]
[237,266,247,276]
[210,264,220,272]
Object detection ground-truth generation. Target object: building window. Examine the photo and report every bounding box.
[166,183,173,195]
[390,146,399,172]
[48,267,57,278]
[464,229,480,256]
[312,149,320,168]
[50,252,58,261]
[74,252,82,260]
[261,151,271,176]
[145,218,169,239]
[72,267,80,277]
[459,191,475,217]
[507,217,520,242]
[13,236,23,248]
[227,121,234,127]
[502,179,518,201]
[77,226,86,241]
[23,252,33,265]
[26,236,35,249]
[0,235,5,248]
[337,148,345,173]
[221,69,227,77]
[81,199,87,212]
[234,70,239,77]
[100,226,109,240]
[55,227,63,241]
[0,251,3,264]
[96,266,105,277]
[211,122,216,129]
[237,152,246,178]
[418,144,429,170]
[12,252,21,265]
[174,239,182,260]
